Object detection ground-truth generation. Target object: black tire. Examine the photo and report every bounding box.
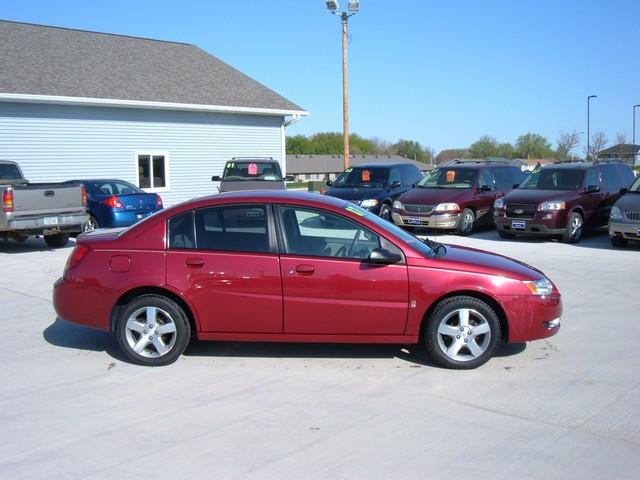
[498,229,515,239]
[115,294,191,366]
[379,203,392,221]
[610,235,628,247]
[423,296,501,369]
[456,208,475,236]
[14,235,28,244]
[561,212,583,244]
[44,233,69,248]
[83,215,99,232]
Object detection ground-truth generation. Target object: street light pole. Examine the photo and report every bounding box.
[587,95,597,161]
[633,104,640,148]
[327,1,359,170]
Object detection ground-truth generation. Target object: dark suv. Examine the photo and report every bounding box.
[391,161,525,235]
[323,163,423,220]
[494,161,635,243]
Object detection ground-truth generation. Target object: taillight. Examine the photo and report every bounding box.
[103,195,124,209]
[2,187,14,212]
[81,185,88,207]
[65,244,90,272]
[156,195,163,209]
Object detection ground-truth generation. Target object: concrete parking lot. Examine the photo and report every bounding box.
[1,229,638,479]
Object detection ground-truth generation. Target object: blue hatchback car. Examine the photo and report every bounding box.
[68,179,163,231]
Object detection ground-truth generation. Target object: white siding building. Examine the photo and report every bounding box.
[0,21,307,206]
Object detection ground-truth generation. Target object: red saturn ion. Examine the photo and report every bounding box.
[53,191,561,369]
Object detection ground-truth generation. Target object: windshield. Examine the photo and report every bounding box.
[333,167,388,188]
[629,176,640,192]
[0,163,22,180]
[519,169,584,190]
[222,161,283,182]
[343,203,435,257]
[417,168,476,189]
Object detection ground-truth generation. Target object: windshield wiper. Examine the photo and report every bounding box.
[418,237,447,256]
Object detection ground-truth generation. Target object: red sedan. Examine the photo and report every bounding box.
[53,191,561,369]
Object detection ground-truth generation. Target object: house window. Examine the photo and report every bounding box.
[137,153,169,190]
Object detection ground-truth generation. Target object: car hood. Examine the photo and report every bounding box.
[398,187,470,205]
[504,189,579,204]
[424,243,545,281]
[325,187,384,201]
[614,192,640,211]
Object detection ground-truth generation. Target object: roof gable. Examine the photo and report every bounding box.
[0,20,305,113]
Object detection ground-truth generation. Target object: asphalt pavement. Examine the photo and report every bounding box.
[1,228,638,479]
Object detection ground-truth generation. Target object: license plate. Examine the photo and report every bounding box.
[407,217,422,225]
[637,227,640,237]
[512,220,526,230]
[43,216,58,226]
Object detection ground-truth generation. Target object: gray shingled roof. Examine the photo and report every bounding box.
[597,144,640,156]
[0,20,305,112]
[286,154,433,174]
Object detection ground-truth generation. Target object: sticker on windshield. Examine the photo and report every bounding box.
[362,170,371,182]
[345,167,353,173]
[263,175,276,181]
[345,205,366,216]
[248,163,258,175]
[227,162,235,169]
[446,170,456,183]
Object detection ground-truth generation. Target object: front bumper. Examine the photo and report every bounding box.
[502,293,562,343]
[494,210,567,236]
[609,221,640,240]
[391,211,461,229]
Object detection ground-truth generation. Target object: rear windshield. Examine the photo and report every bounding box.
[417,168,476,189]
[87,180,143,195]
[0,163,22,180]
[519,169,584,190]
[222,161,283,182]
[333,167,388,188]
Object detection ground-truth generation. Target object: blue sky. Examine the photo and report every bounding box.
[2,0,639,154]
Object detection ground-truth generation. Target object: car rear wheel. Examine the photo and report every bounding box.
[561,212,583,243]
[610,235,628,247]
[423,296,501,369]
[456,208,475,236]
[379,203,392,221]
[116,294,191,366]
[44,233,69,248]
[83,215,99,232]
[498,230,515,239]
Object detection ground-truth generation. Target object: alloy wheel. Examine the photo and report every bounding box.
[436,308,492,362]
[124,306,178,358]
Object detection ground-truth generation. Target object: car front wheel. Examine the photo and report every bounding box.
[610,235,627,247]
[456,208,475,236]
[116,294,191,366]
[561,212,583,243]
[423,296,501,369]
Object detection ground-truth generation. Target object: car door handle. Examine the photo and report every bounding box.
[294,264,315,276]
[185,257,204,268]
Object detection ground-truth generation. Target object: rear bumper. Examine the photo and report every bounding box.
[391,211,461,229]
[609,221,640,240]
[101,210,158,228]
[1,212,88,234]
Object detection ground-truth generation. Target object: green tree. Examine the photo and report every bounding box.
[496,142,516,159]
[516,133,553,159]
[286,135,311,154]
[469,135,500,158]
[391,139,430,163]
[435,148,469,164]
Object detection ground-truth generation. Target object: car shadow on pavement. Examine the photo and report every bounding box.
[43,317,128,363]
[0,237,76,253]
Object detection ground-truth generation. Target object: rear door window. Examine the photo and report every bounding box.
[584,168,600,189]
[615,164,635,188]
[598,165,622,192]
[478,169,496,190]
[400,165,422,186]
[388,168,402,186]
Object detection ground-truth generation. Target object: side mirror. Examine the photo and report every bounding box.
[388,181,402,190]
[367,248,403,265]
[325,180,333,187]
[619,187,628,195]
[512,183,520,189]
[284,175,295,182]
[211,175,221,182]
[585,184,600,193]
[479,184,493,192]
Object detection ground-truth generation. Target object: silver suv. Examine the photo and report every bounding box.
[609,173,640,247]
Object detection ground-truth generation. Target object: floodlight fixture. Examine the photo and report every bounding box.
[348,0,360,12]
[326,0,339,12]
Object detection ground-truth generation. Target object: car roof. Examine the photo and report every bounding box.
[69,179,135,183]
[347,163,418,169]
[540,161,629,170]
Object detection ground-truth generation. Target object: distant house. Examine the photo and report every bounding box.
[0,20,307,206]
[286,154,433,182]
[440,157,551,172]
[597,144,640,167]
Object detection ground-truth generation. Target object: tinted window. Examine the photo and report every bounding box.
[332,167,388,188]
[0,163,22,180]
[400,165,422,186]
[494,167,524,190]
[519,169,584,190]
[194,205,271,253]
[89,181,143,196]
[598,165,622,192]
[388,168,402,186]
[222,161,283,182]
[279,206,386,260]
[168,212,195,249]
[417,168,477,189]
[585,169,600,189]
[478,169,496,190]
[615,164,635,188]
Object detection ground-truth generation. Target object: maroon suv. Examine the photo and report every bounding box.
[391,162,525,235]
[494,161,635,243]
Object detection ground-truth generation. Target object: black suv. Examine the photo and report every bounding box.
[494,161,635,243]
[323,163,423,220]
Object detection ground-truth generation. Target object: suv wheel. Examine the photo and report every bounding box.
[561,212,583,243]
[379,203,392,221]
[456,208,475,236]
[44,233,69,248]
[498,230,515,239]
[423,296,501,369]
[610,235,628,247]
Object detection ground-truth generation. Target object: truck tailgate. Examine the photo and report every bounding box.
[11,183,85,215]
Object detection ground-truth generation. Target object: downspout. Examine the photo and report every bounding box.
[281,114,302,178]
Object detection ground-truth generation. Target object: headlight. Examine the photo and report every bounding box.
[360,199,379,209]
[494,198,505,209]
[392,200,403,210]
[610,206,623,220]
[523,278,554,296]
[538,200,565,211]
[434,203,460,213]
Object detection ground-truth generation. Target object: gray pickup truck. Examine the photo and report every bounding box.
[1,160,89,247]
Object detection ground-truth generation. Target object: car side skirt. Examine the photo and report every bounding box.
[197,332,419,344]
